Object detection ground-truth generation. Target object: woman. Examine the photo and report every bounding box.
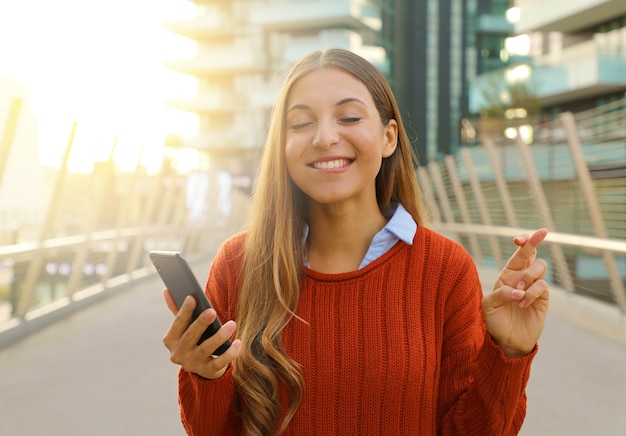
[163,48,549,435]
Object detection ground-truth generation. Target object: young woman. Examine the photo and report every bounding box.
[162,48,549,435]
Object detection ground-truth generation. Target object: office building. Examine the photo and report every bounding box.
[381,0,519,162]
[165,0,530,167]
[164,0,386,181]
[470,0,626,120]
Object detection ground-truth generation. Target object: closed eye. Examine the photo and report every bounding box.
[290,122,313,130]
[340,117,361,123]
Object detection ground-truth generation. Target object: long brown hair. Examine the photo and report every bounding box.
[233,48,426,435]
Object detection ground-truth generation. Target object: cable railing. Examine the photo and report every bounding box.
[423,97,626,311]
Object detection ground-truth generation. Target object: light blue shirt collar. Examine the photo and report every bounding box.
[379,203,416,245]
[303,203,417,269]
[360,203,415,268]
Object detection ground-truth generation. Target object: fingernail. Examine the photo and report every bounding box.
[512,289,525,299]
[203,309,215,320]
[224,320,236,333]
[516,281,526,290]
[518,299,527,308]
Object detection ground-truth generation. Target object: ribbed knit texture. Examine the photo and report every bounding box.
[177,227,535,435]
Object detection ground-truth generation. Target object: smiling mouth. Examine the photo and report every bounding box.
[310,159,353,170]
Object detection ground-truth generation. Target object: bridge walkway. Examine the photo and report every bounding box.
[1,258,625,435]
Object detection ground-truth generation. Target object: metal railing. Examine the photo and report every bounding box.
[1,94,625,349]
[0,102,250,346]
[423,96,626,311]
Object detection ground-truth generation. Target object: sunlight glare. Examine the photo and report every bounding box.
[0,0,198,174]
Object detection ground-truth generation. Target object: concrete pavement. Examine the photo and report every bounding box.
[1,260,625,435]
[519,285,626,435]
[479,267,626,435]
[0,261,197,436]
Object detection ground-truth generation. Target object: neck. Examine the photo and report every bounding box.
[305,201,387,273]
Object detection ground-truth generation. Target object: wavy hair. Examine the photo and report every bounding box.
[233,48,426,435]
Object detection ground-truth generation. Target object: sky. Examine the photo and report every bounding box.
[0,0,198,173]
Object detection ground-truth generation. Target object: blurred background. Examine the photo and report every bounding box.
[0,0,625,434]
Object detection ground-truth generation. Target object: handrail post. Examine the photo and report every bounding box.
[444,155,483,263]
[482,138,519,228]
[560,112,626,311]
[66,138,118,295]
[0,98,22,189]
[428,161,458,241]
[126,157,167,273]
[515,135,575,293]
[460,148,503,269]
[101,146,144,283]
[15,122,77,317]
[169,178,190,251]
[153,171,181,246]
[417,166,441,223]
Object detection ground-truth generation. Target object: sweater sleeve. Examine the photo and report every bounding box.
[436,244,535,435]
[176,233,246,435]
[178,365,241,435]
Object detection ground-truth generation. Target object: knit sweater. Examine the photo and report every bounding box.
[177,227,535,435]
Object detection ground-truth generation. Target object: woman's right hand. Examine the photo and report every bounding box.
[162,289,242,379]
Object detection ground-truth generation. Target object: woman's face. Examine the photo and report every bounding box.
[284,67,397,208]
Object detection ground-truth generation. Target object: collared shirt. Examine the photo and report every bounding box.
[303,203,417,270]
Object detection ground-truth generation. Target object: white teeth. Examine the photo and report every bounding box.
[313,159,350,170]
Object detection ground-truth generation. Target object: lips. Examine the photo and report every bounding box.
[309,158,353,170]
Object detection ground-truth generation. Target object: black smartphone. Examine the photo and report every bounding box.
[149,250,231,355]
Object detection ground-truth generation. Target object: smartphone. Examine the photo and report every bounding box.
[149,250,231,355]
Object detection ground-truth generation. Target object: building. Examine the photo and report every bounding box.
[164,1,537,167]
[470,0,626,121]
[380,0,523,162]
[164,0,386,180]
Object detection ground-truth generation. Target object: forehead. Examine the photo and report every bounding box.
[286,67,374,106]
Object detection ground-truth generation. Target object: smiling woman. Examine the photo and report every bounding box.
[0,0,197,173]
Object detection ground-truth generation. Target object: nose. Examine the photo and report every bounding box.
[312,119,339,149]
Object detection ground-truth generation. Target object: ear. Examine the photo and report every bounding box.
[382,119,398,158]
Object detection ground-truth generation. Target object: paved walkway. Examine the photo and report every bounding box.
[479,269,626,435]
[1,260,625,435]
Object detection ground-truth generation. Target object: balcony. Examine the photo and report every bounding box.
[470,28,626,110]
[249,0,381,33]
[164,49,267,77]
[531,29,626,105]
[273,30,389,76]
[166,85,279,115]
[515,0,626,33]
[476,13,514,34]
[164,14,242,39]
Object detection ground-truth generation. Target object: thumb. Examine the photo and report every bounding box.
[482,286,525,311]
[163,288,180,315]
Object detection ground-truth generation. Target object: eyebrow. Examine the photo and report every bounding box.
[336,97,366,107]
[286,97,367,113]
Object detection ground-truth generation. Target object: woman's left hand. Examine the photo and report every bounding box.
[482,228,550,359]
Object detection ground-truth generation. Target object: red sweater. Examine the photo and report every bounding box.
[178,227,535,435]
